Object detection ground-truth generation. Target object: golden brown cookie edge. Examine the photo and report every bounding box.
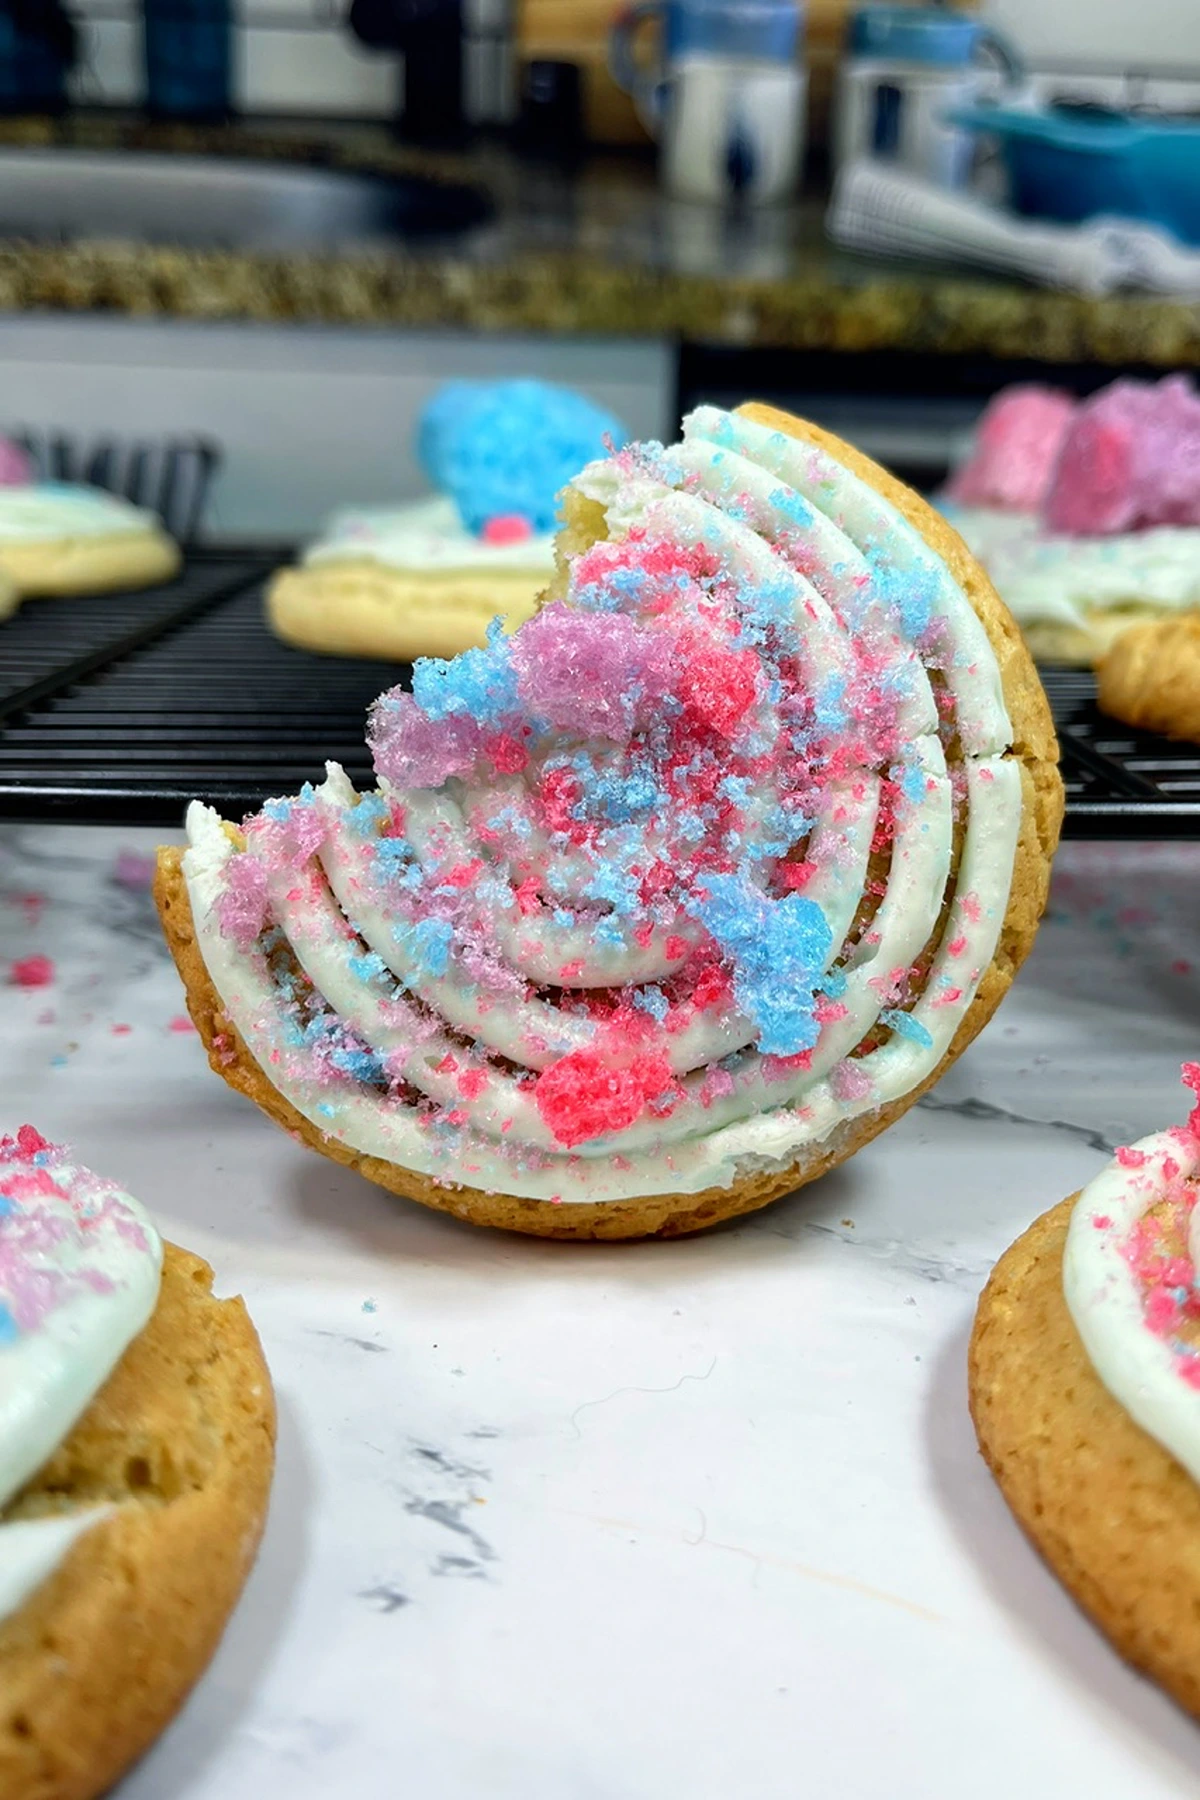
[969,1196,1200,1722]
[0,1243,276,1800]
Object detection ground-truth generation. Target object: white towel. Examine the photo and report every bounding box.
[827,159,1200,298]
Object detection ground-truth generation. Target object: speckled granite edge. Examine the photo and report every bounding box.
[2,240,1198,364]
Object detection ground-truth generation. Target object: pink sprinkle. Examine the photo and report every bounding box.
[488,733,528,776]
[1115,1146,1148,1168]
[111,1023,132,1036]
[831,1058,873,1103]
[778,862,816,892]
[947,935,968,958]
[456,1067,489,1100]
[1092,1213,1112,1229]
[112,849,156,891]
[1173,960,1193,977]
[10,954,53,989]
[1146,1286,1182,1333]
[481,513,533,546]
[168,1015,196,1034]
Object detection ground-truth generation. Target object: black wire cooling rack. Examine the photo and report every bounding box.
[0,554,1196,836]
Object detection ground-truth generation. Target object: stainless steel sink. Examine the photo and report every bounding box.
[0,149,493,249]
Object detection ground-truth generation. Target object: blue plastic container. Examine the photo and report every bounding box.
[953,104,1200,245]
[143,0,231,121]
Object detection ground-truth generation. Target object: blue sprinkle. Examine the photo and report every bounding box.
[351,793,391,834]
[0,1193,15,1217]
[394,915,454,978]
[0,1304,18,1344]
[879,1008,934,1050]
[631,985,669,1023]
[769,485,812,528]
[348,950,390,985]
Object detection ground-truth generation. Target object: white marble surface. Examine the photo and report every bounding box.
[3,824,1200,1798]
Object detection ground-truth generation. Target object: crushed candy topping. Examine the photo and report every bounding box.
[187,406,1020,1192]
[0,1127,156,1343]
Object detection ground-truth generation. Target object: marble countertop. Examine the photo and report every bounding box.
[0,114,1198,365]
[3,821,1200,1798]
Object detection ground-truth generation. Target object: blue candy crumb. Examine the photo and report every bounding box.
[418,379,629,536]
[691,873,832,1057]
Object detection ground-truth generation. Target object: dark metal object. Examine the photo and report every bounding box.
[348,0,467,148]
[142,0,232,123]
[0,1,76,115]
[1041,666,1200,840]
[515,60,584,159]
[0,148,492,248]
[0,568,1198,835]
[11,433,220,546]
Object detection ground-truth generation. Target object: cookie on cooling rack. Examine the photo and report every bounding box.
[266,379,626,661]
[157,400,1062,1240]
[970,1067,1200,1721]
[0,1126,275,1800]
[1095,611,1200,744]
[944,376,1200,667]
[0,485,180,602]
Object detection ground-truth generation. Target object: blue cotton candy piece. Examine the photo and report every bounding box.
[691,873,832,1057]
[418,379,628,536]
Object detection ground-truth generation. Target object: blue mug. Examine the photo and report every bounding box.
[609,0,806,201]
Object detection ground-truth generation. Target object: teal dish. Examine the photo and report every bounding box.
[952,104,1200,245]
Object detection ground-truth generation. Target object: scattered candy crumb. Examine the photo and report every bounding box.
[10,954,54,989]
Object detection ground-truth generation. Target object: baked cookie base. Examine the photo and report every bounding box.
[0,1243,276,1800]
[970,1198,1200,1722]
[1096,613,1200,743]
[267,560,547,661]
[0,531,181,599]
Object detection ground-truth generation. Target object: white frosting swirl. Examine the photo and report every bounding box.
[0,484,160,543]
[1064,1128,1200,1483]
[946,503,1200,629]
[184,407,1023,1205]
[303,496,556,574]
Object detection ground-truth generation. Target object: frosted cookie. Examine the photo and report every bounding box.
[1097,612,1200,743]
[0,1126,275,1799]
[0,484,180,602]
[945,376,1200,665]
[970,1069,1200,1720]
[267,379,627,662]
[158,401,1062,1241]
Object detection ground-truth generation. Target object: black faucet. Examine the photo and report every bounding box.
[347,0,467,148]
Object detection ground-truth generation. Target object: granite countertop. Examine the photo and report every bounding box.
[0,113,1198,365]
[4,821,1200,1798]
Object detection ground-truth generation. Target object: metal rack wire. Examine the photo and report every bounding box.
[0,556,1196,834]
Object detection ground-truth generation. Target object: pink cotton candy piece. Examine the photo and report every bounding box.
[510,605,671,741]
[0,437,31,486]
[215,852,270,952]
[369,692,482,790]
[1045,375,1200,536]
[946,386,1077,513]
